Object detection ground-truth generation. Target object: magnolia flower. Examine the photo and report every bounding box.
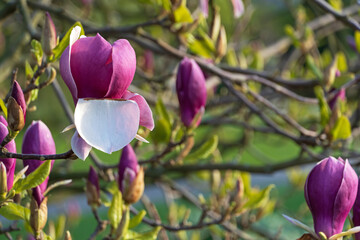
[0,116,16,190]
[118,144,144,204]
[353,179,360,240]
[305,156,358,238]
[22,121,55,205]
[59,27,154,160]
[7,80,26,132]
[176,57,207,127]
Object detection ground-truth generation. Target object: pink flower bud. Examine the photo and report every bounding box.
[22,121,55,205]
[118,145,144,204]
[328,88,346,111]
[0,119,16,190]
[7,80,26,132]
[11,80,26,119]
[231,0,244,18]
[176,57,207,127]
[305,157,358,238]
[200,0,209,18]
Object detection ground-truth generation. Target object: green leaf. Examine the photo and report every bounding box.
[25,61,34,80]
[173,5,193,23]
[185,135,218,161]
[187,33,215,59]
[13,160,52,194]
[242,184,274,210]
[334,73,354,88]
[31,40,43,66]
[355,31,360,53]
[100,191,111,207]
[51,22,85,62]
[150,118,171,144]
[155,98,171,124]
[160,0,171,10]
[0,202,30,220]
[329,0,342,10]
[306,55,323,80]
[331,116,351,141]
[108,189,122,229]
[0,99,7,118]
[336,52,347,72]
[129,210,146,229]
[55,215,66,239]
[125,227,161,240]
[226,49,238,67]
[314,86,331,126]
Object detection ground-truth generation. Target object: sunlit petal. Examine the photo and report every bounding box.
[71,130,92,160]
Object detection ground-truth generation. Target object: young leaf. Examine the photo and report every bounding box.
[173,5,193,23]
[331,116,351,141]
[25,61,34,80]
[0,99,7,118]
[355,31,360,53]
[129,210,146,229]
[108,189,123,228]
[314,86,331,126]
[306,55,323,80]
[185,135,218,161]
[125,227,161,240]
[31,40,43,66]
[336,51,347,72]
[242,184,274,209]
[13,160,52,193]
[0,202,30,220]
[51,22,85,62]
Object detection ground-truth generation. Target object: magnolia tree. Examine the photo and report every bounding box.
[0,0,360,239]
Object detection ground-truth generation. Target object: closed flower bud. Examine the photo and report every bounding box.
[215,26,227,61]
[176,58,207,128]
[304,156,358,238]
[231,0,245,18]
[42,12,57,56]
[118,145,144,204]
[30,196,48,238]
[7,80,26,132]
[86,166,100,207]
[22,121,55,205]
[328,88,346,111]
[0,118,16,190]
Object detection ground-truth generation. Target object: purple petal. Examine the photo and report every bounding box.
[70,34,113,99]
[0,116,7,127]
[71,130,92,160]
[32,186,43,206]
[104,39,136,99]
[74,98,140,154]
[122,91,154,131]
[22,121,56,194]
[11,80,26,118]
[353,178,360,240]
[0,121,16,190]
[333,160,358,234]
[59,27,82,103]
[231,0,244,18]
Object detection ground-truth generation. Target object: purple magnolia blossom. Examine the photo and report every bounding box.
[328,88,346,111]
[0,118,16,190]
[176,57,207,127]
[118,145,139,193]
[353,179,360,240]
[59,27,154,160]
[22,121,55,205]
[304,156,358,238]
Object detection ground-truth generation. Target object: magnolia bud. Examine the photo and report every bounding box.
[305,157,358,238]
[0,118,16,190]
[42,12,57,56]
[118,145,144,204]
[215,26,227,62]
[0,162,7,198]
[7,97,24,132]
[86,166,100,207]
[176,58,207,128]
[30,196,48,238]
[22,121,55,204]
[232,0,245,18]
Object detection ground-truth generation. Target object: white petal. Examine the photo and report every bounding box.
[74,98,140,154]
[70,26,82,46]
[71,130,92,160]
